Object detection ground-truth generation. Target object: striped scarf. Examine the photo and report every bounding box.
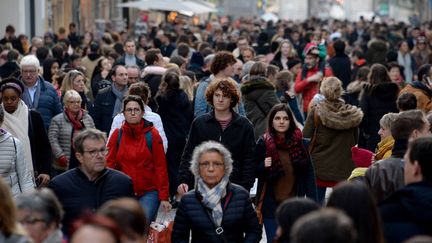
[197,175,229,226]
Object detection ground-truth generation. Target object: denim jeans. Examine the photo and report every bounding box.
[263,217,277,243]
[138,190,160,222]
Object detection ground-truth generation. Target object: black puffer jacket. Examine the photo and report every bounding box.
[172,183,262,243]
[359,82,399,151]
[179,111,256,191]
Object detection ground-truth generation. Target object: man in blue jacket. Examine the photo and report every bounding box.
[48,128,134,235]
[20,55,62,130]
[379,136,432,243]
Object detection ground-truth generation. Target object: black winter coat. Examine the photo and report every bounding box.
[172,183,262,243]
[328,53,352,89]
[143,73,162,111]
[28,110,52,176]
[359,82,399,152]
[48,168,134,235]
[179,111,256,191]
[90,86,116,135]
[114,55,145,70]
[379,181,432,243]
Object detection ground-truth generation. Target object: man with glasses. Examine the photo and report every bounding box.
[20,54,62,130]
[48,128,134,235]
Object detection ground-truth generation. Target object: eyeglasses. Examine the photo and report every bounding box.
[83,148,108,157]
[19,217,46,225]
[125,108,141,114]
[199,162,224,169]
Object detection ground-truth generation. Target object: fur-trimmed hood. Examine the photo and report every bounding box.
[240,76,275,95]
[317,99,363,130]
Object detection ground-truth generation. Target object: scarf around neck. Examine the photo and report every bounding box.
[111,83,126,118]
[263,128,308,177]
[197,175,229,226]
[64,108,85,139]
[1,100,33,168]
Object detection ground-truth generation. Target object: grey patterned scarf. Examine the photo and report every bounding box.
[111,83,127,117]
[197,175,229,226]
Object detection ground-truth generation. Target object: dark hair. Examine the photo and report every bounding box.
[327,182,385,243]
[158,71,180,97]
[170,55,187,68]
[356,67,370,82]
[210,51,236,75]
[397,92,417,111]
[128,82,151,104]
[417,64,432,83]
[205,78,240,108]
[267,103,297,137]
[89,41,100,53]
[177,43,190,58]
[387,62,405,81]
[368,64,391,85]
[249,61,267,77]
[52,45,65,61]
[291,208,357,243]
[275,70,293,92]
[333,40,346,54]
[122,95,145,114]
[70,214,122,243]
[6,49,19,62]
[408,137,432,181]
[275,198,320,242]
[73,129,107,153]
[42,58,59,83]
[266,64,280,79]
[351,50,364,59]
[0,77,25,96]
[110,65,125,80]
[145,48,161,66]
[391,110,427,140]
[36,47,50,63]
[91,58,108,81]
[5,25,15,33]
[0,105,4,124]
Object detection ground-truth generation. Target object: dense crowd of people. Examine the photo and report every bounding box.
[1,15,432,243]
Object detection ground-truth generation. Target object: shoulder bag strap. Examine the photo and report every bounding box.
[308,107,319,153]
[201,191,233,243]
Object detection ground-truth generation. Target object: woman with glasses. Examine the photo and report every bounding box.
[48,90,95,176]
[106,95,171,223]
[61,70,92,110]
[172,141,262,242]
[0,78,50,187]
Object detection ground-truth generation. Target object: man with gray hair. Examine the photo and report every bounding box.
[20,55,62,130]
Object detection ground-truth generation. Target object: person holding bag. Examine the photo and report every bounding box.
[255,103,317,242]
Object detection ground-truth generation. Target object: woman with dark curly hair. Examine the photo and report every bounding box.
[178,78,256,196]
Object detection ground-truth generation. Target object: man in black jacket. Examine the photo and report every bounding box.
[48,128,134,235]
[380,136,432,243]
[114,39,145,70]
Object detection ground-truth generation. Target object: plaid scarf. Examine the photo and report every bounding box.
[263,128,308,176]
[197,175,229,226]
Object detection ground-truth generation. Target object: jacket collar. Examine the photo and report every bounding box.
[75,167,109,183]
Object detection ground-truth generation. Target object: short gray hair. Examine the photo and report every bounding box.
[63,89,82,104]
[16,188,64,227]
[190,141,233,178]
[20,55,40,69]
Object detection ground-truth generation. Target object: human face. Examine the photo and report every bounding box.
[410,119,431,141]
[199,151,225,189]
[71,225,116,243]
[124,101,143,125]
[213,89,231,112]
[112,66,128,88]
[304,54,318,69]
[233,61,243,76]
[65,97,82,114]
[281,42,291,57]
[378,126,391,140]
[290,63,302,76]
[75,139,107,180]
[127,68,140,84]
[222,63,234,77]
[124,41,136,56]
[1,88,20,113]
[51,62,59,75]
[242,50,254,62]
[101,58,112,71]
[72,75,86,92]
[21,65,39,86]
[237,39,249,51]
[400,42,409,53]
[17,209,53,243]
[389,67,401,81]
[403,148,420,185]
[272,111,290,135]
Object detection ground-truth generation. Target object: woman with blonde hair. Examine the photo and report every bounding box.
[0,178,31,242]
[60,70,92,110]
[304,77,363,203]
[271,40,297,70]
[375,113,399,161]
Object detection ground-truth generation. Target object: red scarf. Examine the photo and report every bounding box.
[263,128,308,176]
[64,108,84,139]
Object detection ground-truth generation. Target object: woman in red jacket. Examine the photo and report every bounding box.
[106,95,171,222]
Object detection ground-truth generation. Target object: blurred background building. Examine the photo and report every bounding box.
[0,0,430,38]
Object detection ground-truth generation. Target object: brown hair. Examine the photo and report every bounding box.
[205,78,240,108]
[128,82,151,104]
[210,51,236,75]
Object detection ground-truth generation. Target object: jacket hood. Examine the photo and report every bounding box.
[240,76,275,95]
[0,128,11,143]
[393,181,432,222]
[121,119,153,138]
[317,99,364,130]
[368,82,399,101]
[411,81,432,98]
